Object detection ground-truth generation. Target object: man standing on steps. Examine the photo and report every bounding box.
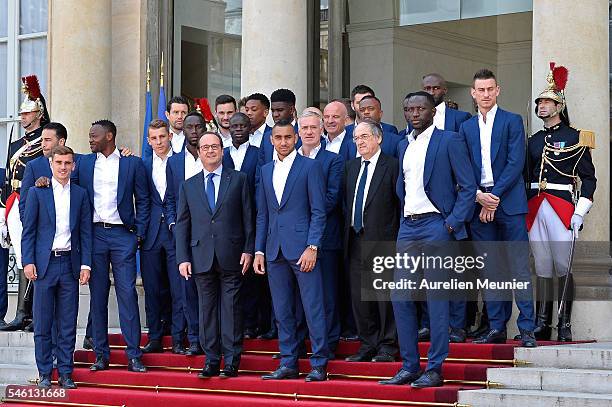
[22,146,92,389]
[254,119,329,382]
[215,94,237,148]
[73,120,150,373]
[166,111,206,355]
[176,131,254,379]
[525,63,596,342]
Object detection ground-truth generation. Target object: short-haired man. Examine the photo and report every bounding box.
[22,145,92,389]
[244,93,271,148]
[323,100,353,161]
[354,95,401,157]
[459,69,536,347]
[176,131,254,378]
[347,85,398,135]
[253,119,329,382]
[259,89,301,166]
[73,119,151,372]
[215,94,237,148]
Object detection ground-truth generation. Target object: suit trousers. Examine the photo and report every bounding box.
[141,221,185,342]
[90,225,142,360]
[193,257,243,367]
[267,251,329,369]
[182,276,200,345]
[33,255,78,375]
[470,205,535,332]
[391,215,451,373]
[348,232,398,356]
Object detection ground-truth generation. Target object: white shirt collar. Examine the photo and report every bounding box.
[408,123,436,143]
[325,130,345,143]
[298,143,321,159]
[97,148,121,160]
[230,141,249,152]
[51,177,70,191]
[478,104,498,122]
[203,164,223,178]
[361,148,381,166]
[254,122,267,135]
[436,101,446,114]
[153,148,172,163]
[273,148,297,165]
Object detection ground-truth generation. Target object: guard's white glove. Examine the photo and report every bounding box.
[0,208,8,249]
[570,214,583,239]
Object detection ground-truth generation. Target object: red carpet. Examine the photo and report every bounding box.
[2,333,594,407]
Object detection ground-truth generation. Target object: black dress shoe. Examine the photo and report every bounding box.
[473,329,507,344]
[58,374,77,389]
[0,312,29,331]
[127,357,147,373]
[418,327,430,342]
[171,342,186,354]
[258,328,278,340]
[142,340,163,353]
[24,322,33,332]
[449,328,467,343]
[185,343,204,356]
[411,370,444,388]
[345,351,376,362]
[371,352,395,362]
[243,328,257,339]
[305,366,327,382]
[261,366,299,380]
[520,329,537,348]
[379,369,421,385]
[219,366,238,378]
[82,336,95,350]
[0,319,6,328]
[90,356,109,371]
[467,323,490,339]
[198,364,220,378]
[38,374,52,389]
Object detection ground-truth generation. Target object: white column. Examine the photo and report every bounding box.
[48,0,112,154]
[241,0,308,110]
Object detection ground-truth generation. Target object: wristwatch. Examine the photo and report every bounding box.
[308,245,318,252]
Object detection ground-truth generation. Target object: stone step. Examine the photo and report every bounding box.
[0,347,35,365]
[458,388,612,407]
[0,364,39,389]
[0,331,34,348]
[515,342,612,370]
[488,367,612,394]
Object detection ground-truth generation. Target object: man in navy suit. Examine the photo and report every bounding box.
[355,95,401,158]
[297,110,343,355]
[176,131,254,379]
[166,111,206,355]
[384,92,476,388]
[140,119,186,355]
[143,96,189,159]
[258,89,301,167]
[22,145,92,389]
[253,119,329,382]
[459,69,536,347]
[72,120,151,372]
[244,93,272,149]
[347,85,399,136]
[222,112,268,339]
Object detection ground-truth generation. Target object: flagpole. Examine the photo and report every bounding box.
[146,57,151,93]
[160,52,164,88]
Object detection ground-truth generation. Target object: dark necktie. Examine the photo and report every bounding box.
[206,173,216,212]
[353,161,370,233]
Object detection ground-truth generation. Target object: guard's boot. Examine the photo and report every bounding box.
[557,274,574,342]
[0,270,32,331]
[533,277,553,341]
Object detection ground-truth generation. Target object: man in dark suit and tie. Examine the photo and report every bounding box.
[72,119,151,372]
[140,119,186,355]
[222,112,268,339]
[176,131,254,379]
[297,110,344,355]
[384,92,476,388]
[22,145,92,389]
[459,69,536,347]
[166,111,206,355]
[344,119,399,364]
[253,119,329,382]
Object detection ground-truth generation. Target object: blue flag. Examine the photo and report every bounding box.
[158,85,167,122]
[141,90,153,159]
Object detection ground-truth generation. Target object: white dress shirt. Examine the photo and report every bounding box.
[272,149,297,205]
[297,143,321,159]
[203,164,223,205]
[229,142,249,171]
[433,101,446,130]
[184,149,203,180]
[152,149,173,200]
[351,148,381,226]
[403,125,440,216]
[478,104,497,187]
[51,177,72,250]
[220,131,233,148]
[324,130,345,154]
[249,122,267,148]
[93,148,122,224]
[170,130,185,153]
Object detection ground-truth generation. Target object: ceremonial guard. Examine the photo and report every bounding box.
[0,75,49,331]
[526,63,596,341]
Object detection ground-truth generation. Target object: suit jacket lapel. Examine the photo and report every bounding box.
[222,149,234,169]
[117,157,128,203]
[69,185,78,231]
[364,155,387,209]
[86,155,96,205]
[347,160,359,211]
[469,119,482,175]
[43,187,56,228]
[193,172,211,214]
[263,164,278,210]
[279,155,302,209]
[490,109,503,161]
[244,145,258,171]
[423,128,442,187]
[445,109,453,131]
[212,168,231,217]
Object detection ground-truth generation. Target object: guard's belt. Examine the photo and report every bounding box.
[528,182,573,193]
